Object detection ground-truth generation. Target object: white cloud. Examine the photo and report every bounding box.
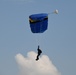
[15,51,61,75]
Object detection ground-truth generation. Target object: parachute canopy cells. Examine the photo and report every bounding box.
[29,13,48,33]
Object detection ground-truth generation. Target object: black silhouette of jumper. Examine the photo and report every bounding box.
[36,46,42,61]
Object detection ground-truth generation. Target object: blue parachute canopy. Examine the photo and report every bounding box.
[29,13,48,33]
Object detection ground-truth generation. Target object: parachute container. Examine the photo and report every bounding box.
[29,13,48,33]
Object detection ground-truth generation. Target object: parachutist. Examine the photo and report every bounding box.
[36,45,42,61]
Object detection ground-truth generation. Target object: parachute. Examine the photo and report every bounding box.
[29,10,58,33]
[29,13,48,33]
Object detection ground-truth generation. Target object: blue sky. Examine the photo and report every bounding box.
[0,0,76,75]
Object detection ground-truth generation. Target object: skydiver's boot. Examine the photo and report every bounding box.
[36,57,39,61]
[36,56,39,61]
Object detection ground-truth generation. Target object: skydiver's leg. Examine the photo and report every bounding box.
[36,53,41,60]
[36,55,39,61]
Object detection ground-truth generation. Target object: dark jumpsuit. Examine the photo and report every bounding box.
[36,46,42,61]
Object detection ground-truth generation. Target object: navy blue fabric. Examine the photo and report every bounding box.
[29,13,48,33]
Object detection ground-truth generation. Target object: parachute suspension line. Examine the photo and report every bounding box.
[37,21,43,46]
[35,34,40,47]
[35,20,43,46]
[48,9,58,15]
[34,23,39,46]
